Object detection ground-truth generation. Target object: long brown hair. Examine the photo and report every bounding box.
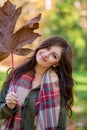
[3,36,74,116]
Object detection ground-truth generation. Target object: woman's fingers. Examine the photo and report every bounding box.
[5,92,19,109]
[6,92,18,98]
[6,97,18,104]
[6,94,18,102]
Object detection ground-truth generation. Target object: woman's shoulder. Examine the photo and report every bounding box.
[60,96,66,108]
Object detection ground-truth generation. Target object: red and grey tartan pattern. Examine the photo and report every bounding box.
[1,69,60,130]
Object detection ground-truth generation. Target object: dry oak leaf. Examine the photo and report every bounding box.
[0,0,41,62]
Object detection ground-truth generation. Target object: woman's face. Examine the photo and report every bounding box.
[36,45,62,69]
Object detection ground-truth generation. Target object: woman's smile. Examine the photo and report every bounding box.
[40,54,47,62]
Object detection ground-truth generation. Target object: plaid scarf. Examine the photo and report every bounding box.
[1,69,60,130]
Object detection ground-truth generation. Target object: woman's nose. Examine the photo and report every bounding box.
[44,52,50,58]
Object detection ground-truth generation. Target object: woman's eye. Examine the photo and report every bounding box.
[52,54,57,59]
[47,46,51,50]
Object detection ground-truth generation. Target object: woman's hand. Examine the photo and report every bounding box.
[5,92,19,110]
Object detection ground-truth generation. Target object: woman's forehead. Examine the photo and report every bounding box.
[49,45,62,57]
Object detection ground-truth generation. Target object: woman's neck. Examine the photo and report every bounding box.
[35,64,48,75]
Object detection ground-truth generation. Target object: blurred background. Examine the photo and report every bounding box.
[0,0,87,129]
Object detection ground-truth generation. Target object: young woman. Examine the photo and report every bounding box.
[0,36,74,130]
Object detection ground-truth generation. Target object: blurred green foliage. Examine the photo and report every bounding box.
[73,71,87,120]
[44,0,87,71]
[0,72,6,88]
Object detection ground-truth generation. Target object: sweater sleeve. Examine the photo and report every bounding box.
[0,85,18,119]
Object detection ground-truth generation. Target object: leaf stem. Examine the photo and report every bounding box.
[11,53,16,92]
